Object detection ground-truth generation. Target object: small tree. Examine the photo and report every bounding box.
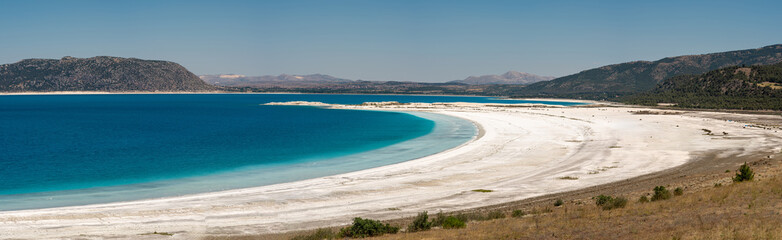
[733,162,754,182]
[407,211,432,232]
[651,186,671,201]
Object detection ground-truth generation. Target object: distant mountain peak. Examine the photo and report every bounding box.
[450,71,555,85]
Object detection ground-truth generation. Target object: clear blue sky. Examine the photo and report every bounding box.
[1,0,781,82]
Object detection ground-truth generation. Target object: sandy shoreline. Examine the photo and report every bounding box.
[1,103,781,239]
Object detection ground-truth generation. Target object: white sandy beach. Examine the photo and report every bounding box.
[1,103,781,239]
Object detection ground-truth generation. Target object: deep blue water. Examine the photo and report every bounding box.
[0,94,582,210]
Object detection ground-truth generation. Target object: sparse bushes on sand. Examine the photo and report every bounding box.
[733,162,754,182]
[638,195,649,203]
[338,217,399,238]
[407,211,432,232]
[554,199,564,206]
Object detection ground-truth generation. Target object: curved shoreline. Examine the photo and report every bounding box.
[0,109,475,211]
[1,103,780,239]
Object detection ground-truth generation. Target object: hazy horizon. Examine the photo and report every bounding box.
[2,0,781,82]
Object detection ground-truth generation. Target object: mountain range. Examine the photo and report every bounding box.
[449,71,554,85]
[0,56,215,92]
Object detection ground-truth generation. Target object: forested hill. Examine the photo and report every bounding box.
[518,44,782,99]
[0,56,216,92]
[622,62,782,110]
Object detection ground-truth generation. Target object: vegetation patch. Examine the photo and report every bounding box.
[471,189,493,193]
[407,211,432,233]
[558,176,579,180]
[441,216,466,229]
[487,210,506,219]
[511,210,526,218]
[338,218,399,238]
[651,186,672,201]
[733,162,755,182]
[593,195,627,210]
[673,187,684,196]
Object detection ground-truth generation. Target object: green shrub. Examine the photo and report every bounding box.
[638,195,649,203]
[511,210,526,218]
[733,162,754,182]
[338,218,399,238]
[290,228,335,240]
[651,186,671,201]
[607,197,628,210]
[554,199,564,206]
[487,210,505,219]
[431,211,446,226]
[441,216,466,229]
[594,195,627,210]
[407,211,432,232]
[594,195,613,206]
[673,187,684,196]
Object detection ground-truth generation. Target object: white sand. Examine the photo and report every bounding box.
[1,103,781,239]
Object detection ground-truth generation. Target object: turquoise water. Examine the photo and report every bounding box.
[0,94,581,210]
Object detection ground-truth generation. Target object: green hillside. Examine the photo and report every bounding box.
[623,62,782,110]
[518,44,782,99]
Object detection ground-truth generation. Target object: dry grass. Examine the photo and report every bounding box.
[757,82,782,90]
[372,173,782,240]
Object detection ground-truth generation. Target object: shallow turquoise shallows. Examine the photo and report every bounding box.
[0,94,583,210]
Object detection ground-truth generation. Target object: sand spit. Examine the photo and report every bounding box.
[1,103,781,239]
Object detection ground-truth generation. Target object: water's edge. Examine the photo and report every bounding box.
[0,110,477,211]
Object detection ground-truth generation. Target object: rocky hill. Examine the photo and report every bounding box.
[519,44,782,99]
[623,62,782,110]
[0,56,216,92]
[449,71,554,85]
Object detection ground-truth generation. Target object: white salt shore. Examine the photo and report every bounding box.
[1,103,781,239]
